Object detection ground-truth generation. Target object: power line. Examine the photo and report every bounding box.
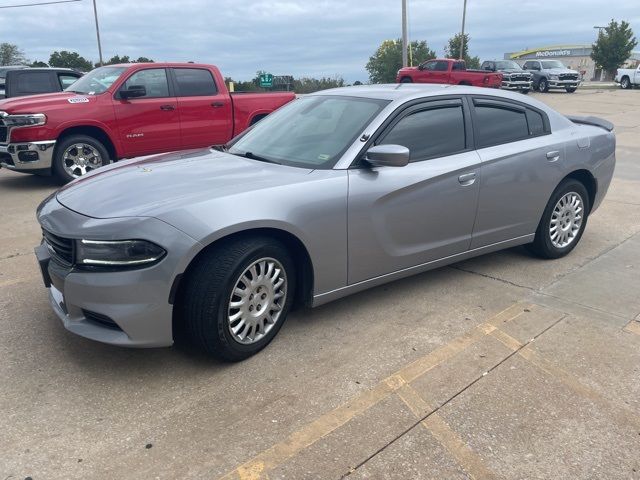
[0,0,80,9]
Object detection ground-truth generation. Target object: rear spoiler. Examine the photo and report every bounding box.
[566,115,614,132]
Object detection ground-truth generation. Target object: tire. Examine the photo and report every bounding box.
[537,78,549,93]
[620,76,631,89]
[53,134,110,183]
[520,89,530,94]
[527,179,590,259]
[565,87,577,93]
[400,77,412,83]
[179,236,296,361]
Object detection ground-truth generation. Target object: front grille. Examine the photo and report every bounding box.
[83,310,123,331]
[559,73,578,81]
[511,74,530,82]
[43,229,74,266]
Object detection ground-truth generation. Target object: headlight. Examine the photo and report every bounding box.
[2,113,47,127]
[549,74,559,80]
[75,239,166,268]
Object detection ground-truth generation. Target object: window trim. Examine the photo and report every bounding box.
[169,67,219,97]
[115,67,173,100]
[469,95,551,149]
[349,95,473,168]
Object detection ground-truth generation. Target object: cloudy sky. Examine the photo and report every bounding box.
[1,0,638,82]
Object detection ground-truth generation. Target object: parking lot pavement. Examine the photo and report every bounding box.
[1,89,639,480]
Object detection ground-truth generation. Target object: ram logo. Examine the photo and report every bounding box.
[126,133,144,139]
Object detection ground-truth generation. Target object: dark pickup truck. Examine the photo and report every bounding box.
[480,60,533,94]
[2,68,83,99]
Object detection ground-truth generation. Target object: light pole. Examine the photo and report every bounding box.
[593,26,606,81]
[92,0,104,66]
[459,0,468,60]
[401,0,408,67]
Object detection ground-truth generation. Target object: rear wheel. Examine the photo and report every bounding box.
[537,78,549,92]
[400,77,412,83]
[179,236,296,361]
[53,134,110,183]
[527,179,590,259]
[620,76,631,89]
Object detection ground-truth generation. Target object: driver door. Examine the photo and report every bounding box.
[114,68,181,157]
[347,98,481,284]
[416,60,450,83]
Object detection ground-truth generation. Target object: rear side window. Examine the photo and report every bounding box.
[473,99,549,147]
[124,69,169,98]
[16,72,52,94]
[379,105,466,161]
[173,68,217,96]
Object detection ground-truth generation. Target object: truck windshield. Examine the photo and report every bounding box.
[65,66,127,94]
[541,60,566,69]
[496,61,522,70]
[228,95,390,169]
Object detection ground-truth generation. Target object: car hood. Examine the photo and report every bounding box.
[500,69,530,74]
[0,91,96,113]
[545,68,579,75]
[55,149,315,219]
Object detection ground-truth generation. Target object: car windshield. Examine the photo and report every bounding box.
[228,95,390,169]
[64,66,127,94]
[496,61,522,70]
[541,60,566,69]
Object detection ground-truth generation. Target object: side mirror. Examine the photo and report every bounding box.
[120,85,146,99]
[365,144,410,167]
[418,64,424,71]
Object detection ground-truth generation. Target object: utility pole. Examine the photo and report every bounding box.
[401,0,408,67]
[92,0,104,66]
[459,0,467,60]
[593,26,606,81]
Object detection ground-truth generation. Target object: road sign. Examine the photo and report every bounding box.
[259,73,274,88]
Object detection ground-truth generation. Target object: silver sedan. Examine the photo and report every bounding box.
[35,84,616,360]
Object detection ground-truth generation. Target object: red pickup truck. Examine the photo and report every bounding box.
[0,63,295,181]
[396,58,502,88]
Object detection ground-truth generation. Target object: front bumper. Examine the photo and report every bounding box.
[501,80,533,90]
[547,79,581,89]
[0,140,56,171]
[35,198,201,348]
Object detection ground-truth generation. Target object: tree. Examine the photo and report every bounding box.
[103,55,131,65]
[591,19,638,74]
[49,51,93,71]
[366,39,436,84]
[30,61,49,68]
[293,75,344,93]
[0,43,28,66]
[444,33,481,69]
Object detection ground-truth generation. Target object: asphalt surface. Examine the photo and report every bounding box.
[1,88,639,480]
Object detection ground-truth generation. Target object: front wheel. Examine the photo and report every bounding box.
[527,179,590,259]
[537,78,549,92]
[565,87,577,93]
[399,77,412,83]
[53,134,110,183]
[179,236,296,361]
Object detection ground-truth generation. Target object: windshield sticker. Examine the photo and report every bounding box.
[68,96,89,104]
[318,154,330,161]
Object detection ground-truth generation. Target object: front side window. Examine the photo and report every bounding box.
[173,68,217,96]
[65,66,126,94]
[123,69,169,98]
[379,105,466,161]
[425,61,449,72]
[228,95,389,169]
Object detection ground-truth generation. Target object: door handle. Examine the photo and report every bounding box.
[160,104,175,111]
[211,102,224,108]
[458,172,477,186]
[546,150,560,162]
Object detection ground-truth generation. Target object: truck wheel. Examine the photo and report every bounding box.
[565,87,577,93]
[53,134,110,183]
[179,236,296,361]
[400,77,412,83]
[537,78,549,93]
[620,76,631,89]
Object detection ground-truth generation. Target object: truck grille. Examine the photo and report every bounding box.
[510,74,531,82]
[559,73,578,81]
[43,229,74,266]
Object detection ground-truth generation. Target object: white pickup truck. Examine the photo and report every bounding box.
[615,65,640,89]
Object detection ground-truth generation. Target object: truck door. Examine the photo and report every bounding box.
[417,60,451,84]
[114,68,181,157]
[170,67,233,149]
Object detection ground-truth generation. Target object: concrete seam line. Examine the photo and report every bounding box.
[217,302,532,480]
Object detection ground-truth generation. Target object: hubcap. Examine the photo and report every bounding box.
[227,257,287,345]
[549,192,584,248]
[62,143,103,178]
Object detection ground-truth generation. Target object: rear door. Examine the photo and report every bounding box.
[170,67,233,148]
[114,68,181,157]
[347,97,481,283]
[469,96,565,248]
